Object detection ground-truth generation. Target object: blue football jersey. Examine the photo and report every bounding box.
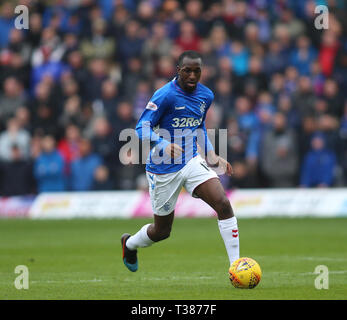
[136,78,215,174]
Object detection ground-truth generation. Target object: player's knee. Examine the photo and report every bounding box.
[159,228,171,241]
[152,225,171,242]
[216,196,234,219]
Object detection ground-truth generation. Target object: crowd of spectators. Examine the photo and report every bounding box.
[0,0,346,196]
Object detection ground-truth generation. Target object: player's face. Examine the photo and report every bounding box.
[177,57,202,92]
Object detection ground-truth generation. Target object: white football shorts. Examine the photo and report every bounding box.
[146,154,219,216]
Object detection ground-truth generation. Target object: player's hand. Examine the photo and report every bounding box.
[219,157,234,176]
[165,143,184,158]
[207,152,233,176]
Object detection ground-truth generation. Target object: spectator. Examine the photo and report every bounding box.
[269,72,286,101]
[274,8,306,40]
[15,106,32,133]
[6,28,31,66]
[29,81,58,136]
[70,138,102,191]
[92,165,114,191]
[112,100,137,141]
[121,57,145,99]
[84,58,108,102]
[107,5,130,39]
[30,27,69,90]
[254,92,276,123]
[254,8,271,44]
[300,133,337,187]
[133,80,151,120]
[31,27,65,67]
[233,96,258,136]
[155,55,176,80]
[263,40,287,75]
[136,1,156,31]
[290,35,317,76]
[309,59,325,95]
[246,98,274,172]
[277,94,300,129]
[0,145,35,196]
[292,76,316,118]
[61,32,80,59]
[227,41,249,77]
[244,23,263,57]
[175,20,201,52]
[215,57,235,90]
[58,123,82,172]
[227,0,251,41]
[116,146,142,190]
[0,77,26,127]
[185,0,209,37]
[0,3,15,49]
[241,55,268,94]
[58,8,83,35]
[0,51,30,92]
[60,77,80,106]
[58,95,85,130]
[90,116,114,169]
[214,77,234,127]
[26,12,43,49]
[100,79,119,117]
[142,21,173,75]
[283,65,299,94]
[227,118,247,160]
[260,113,299,187]
[208,24,230,58]
[34,135,65,192]
[0,118,30,161]
[80,18,115,62]
[66,50,89,99]
[322,78,344,118]
[319,30,340,77]
[316,114,340,153]
[118,19,144,64]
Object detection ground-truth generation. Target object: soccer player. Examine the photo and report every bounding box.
[121,50,239,272]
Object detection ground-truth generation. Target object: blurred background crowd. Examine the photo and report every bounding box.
[0,0,346,196]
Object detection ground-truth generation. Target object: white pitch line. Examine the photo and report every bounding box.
[260,270,347,276]
[255,255,347,262]
[30,278,106,284]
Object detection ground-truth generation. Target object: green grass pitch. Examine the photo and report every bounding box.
[1,217,347,300]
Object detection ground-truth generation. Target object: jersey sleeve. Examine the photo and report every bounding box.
[135,88,171,150]
[197,91,214,155]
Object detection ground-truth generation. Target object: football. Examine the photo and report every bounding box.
[229,257,262,289]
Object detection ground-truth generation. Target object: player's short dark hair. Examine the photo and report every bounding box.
[177,50,202,67]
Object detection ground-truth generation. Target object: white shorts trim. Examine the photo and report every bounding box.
[146,155,218,216]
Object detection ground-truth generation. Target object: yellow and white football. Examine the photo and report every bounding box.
[229,257,262,289]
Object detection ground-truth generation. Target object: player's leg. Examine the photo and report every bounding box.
[147,211,175,242]
[122,212,175,272]
[125,211,174,249]
[122,170,181,272]
[193,177,234,219]
[193,177,240,265]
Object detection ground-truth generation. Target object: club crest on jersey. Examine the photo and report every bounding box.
[199,101,206,115]
[146,101,158,111]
